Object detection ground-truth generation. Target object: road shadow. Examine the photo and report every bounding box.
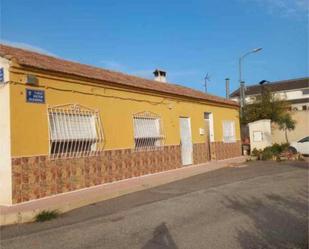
[141,222,178,249]
[222,190,309,249]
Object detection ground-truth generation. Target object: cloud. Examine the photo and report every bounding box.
[242,0,309,17]
[0,39,57,57]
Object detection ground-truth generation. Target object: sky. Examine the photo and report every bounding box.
[0,0,308,97]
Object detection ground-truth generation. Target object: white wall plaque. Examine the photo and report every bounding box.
[253,131,263,142]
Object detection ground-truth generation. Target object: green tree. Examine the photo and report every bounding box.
[241,86,296,142]
[277,113,296,143]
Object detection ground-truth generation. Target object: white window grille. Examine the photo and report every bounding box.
[47,104,104,159]
[223,120,236,143]
[133,112,165,151]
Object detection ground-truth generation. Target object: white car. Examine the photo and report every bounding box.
[289,136,309,155]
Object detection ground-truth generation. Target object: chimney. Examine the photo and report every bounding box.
[225,78,230,99]
[153,69,167,83]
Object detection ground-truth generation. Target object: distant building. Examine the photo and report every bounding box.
[230,77,309,110]
[230,77,309,144]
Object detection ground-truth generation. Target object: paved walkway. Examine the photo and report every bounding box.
[0,157,245,226]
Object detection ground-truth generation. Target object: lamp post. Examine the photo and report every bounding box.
[239,47,262,117]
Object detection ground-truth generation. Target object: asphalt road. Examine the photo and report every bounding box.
[1,160,308,249]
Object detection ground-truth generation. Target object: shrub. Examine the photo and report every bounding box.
[251,148,261,157]
[271,143,289,154]
[261,147,274,160]
[280,143,290,152]
[270,143,282,155]
[35,210,59,222]
[251,143,290,161]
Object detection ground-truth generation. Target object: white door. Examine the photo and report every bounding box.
[179,117,193,165]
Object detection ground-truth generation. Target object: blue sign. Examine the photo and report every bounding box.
[26,89,45,104]
[0,68,4,82]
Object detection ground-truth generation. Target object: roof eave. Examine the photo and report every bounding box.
[12,61,239,108]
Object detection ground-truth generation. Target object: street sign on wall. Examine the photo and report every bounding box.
[26,89,45,104]
[0,68,4,82]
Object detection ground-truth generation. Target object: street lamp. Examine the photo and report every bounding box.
[239,47,263,116]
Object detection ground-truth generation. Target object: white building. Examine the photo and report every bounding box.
[230,77,309,144]
[230,77,309,111]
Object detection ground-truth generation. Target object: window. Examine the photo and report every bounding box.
[302,105,307,111]
[222,121,236,143]
[47,104,104,159]
[133,112,164,151]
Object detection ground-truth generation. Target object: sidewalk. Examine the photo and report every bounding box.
[0,156,245,226]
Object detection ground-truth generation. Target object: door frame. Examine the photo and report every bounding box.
[204,112,214,161]
[179,116,193,166]
[204,117,211,161]
[204,112,215,160]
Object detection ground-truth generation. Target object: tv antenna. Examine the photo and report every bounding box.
[204,73,211,93]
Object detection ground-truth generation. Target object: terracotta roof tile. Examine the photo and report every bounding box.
[230,78,309,98]
[0,44,239,107]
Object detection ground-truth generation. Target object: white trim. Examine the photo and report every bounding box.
[208,113,215,142]
[0,56,10,84]
[0,57,12,205]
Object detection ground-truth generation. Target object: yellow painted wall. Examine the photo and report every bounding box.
[9,66,240,157]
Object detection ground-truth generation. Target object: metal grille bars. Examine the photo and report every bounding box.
[47,104,104,159]
[222,120,236,143]
[133,112,165,151]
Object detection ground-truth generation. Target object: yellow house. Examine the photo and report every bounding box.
[0,44,241,205]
